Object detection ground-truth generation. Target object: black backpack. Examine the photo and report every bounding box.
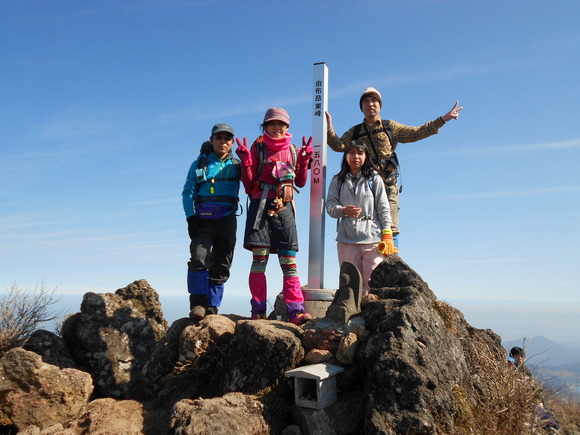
[195,141,242,182]
[352,120,402,192]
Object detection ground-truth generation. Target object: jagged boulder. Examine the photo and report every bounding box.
[292,390,364,435]
[145,315,237,404]
[359,255,505,434]
[301,316,367,362]
[141,317,193,398]
[18,423,77,434]
[301,320,345,353]
[219,319,305,395]
[0,348,93,431]
[23,329,77,369]
[179,314,237,363]
[170,392,269,434]
[150,317,305,402]
[60,279,168,399]
[66,398,171,434]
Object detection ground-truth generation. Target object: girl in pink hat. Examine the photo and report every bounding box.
[235,107,313,325]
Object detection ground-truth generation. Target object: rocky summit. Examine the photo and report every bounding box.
[1,256,521,434]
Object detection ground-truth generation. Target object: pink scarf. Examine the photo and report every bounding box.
[262,132,293,152]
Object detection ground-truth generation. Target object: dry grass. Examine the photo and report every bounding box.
[458,332,580,434]
[452,383,474,433]
[432,300,457,333]
[547,393,580,433]
[429,300,580,433]
[470,341,539,433]
[0,281,60,358]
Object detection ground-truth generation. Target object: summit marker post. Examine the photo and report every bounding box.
[308,62,328,289]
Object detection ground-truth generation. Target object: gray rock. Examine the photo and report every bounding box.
[18,423,77,435]
[219,319,304,395]
[281,424,303,435]
[336,332,359,365]
[66,397,171,434]
[61,279,168,399]
[141,317,193,399]
[292,390,363,435]
[170,392,269,434]
[301,320,345,353]
[304,348,335,364]
[23,329,76,369]
[360,255,504,434]
[0,348,93,431]
[153,315,237,404]
[179,314,236,363]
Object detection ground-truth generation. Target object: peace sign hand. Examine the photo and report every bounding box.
[298,136,313,166]
[235,137,251,166]
[442,101,464,121]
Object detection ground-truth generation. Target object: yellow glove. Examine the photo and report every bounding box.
[376,229,398,256]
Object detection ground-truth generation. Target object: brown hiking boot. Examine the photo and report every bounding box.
[189,305,206,321]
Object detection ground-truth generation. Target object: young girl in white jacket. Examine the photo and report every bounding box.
[326,141,397,296]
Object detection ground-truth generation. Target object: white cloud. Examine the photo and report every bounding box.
[156,94,311,124]
[418,185,580,202]
[155,62,493,124]
[453,138,580,157]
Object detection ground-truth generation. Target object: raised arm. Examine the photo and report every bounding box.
[326,111,350,152]
[294,136,313,188]
[235,137,256,193]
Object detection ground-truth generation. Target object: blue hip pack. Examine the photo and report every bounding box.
[195,202,231,220]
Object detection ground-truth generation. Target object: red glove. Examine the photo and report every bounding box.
[235,137,252,167]
[376,229,398,256]
[297,136,313,167]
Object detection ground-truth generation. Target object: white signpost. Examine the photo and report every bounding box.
[308,62,328,289]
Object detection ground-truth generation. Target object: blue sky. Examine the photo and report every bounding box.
[1,1,579,340]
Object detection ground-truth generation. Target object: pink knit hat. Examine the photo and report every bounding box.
[263,107,290,126]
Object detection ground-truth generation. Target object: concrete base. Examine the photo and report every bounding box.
[274,288,337,320]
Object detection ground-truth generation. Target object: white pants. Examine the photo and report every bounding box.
[337,242,383,296]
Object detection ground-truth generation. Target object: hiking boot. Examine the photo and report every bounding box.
[189,294,209,321]
[206,306,218,316]
[251,312,267,320]
[289,312,312,326]
[189,305,206,321]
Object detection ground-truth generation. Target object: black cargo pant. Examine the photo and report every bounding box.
[188,213,237,285]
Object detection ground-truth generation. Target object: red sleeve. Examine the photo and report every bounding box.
[241,141,260,193]
[294,146,308,188]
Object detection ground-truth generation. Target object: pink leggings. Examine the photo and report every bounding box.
[337,242,383,296]
[249,248,304,316]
